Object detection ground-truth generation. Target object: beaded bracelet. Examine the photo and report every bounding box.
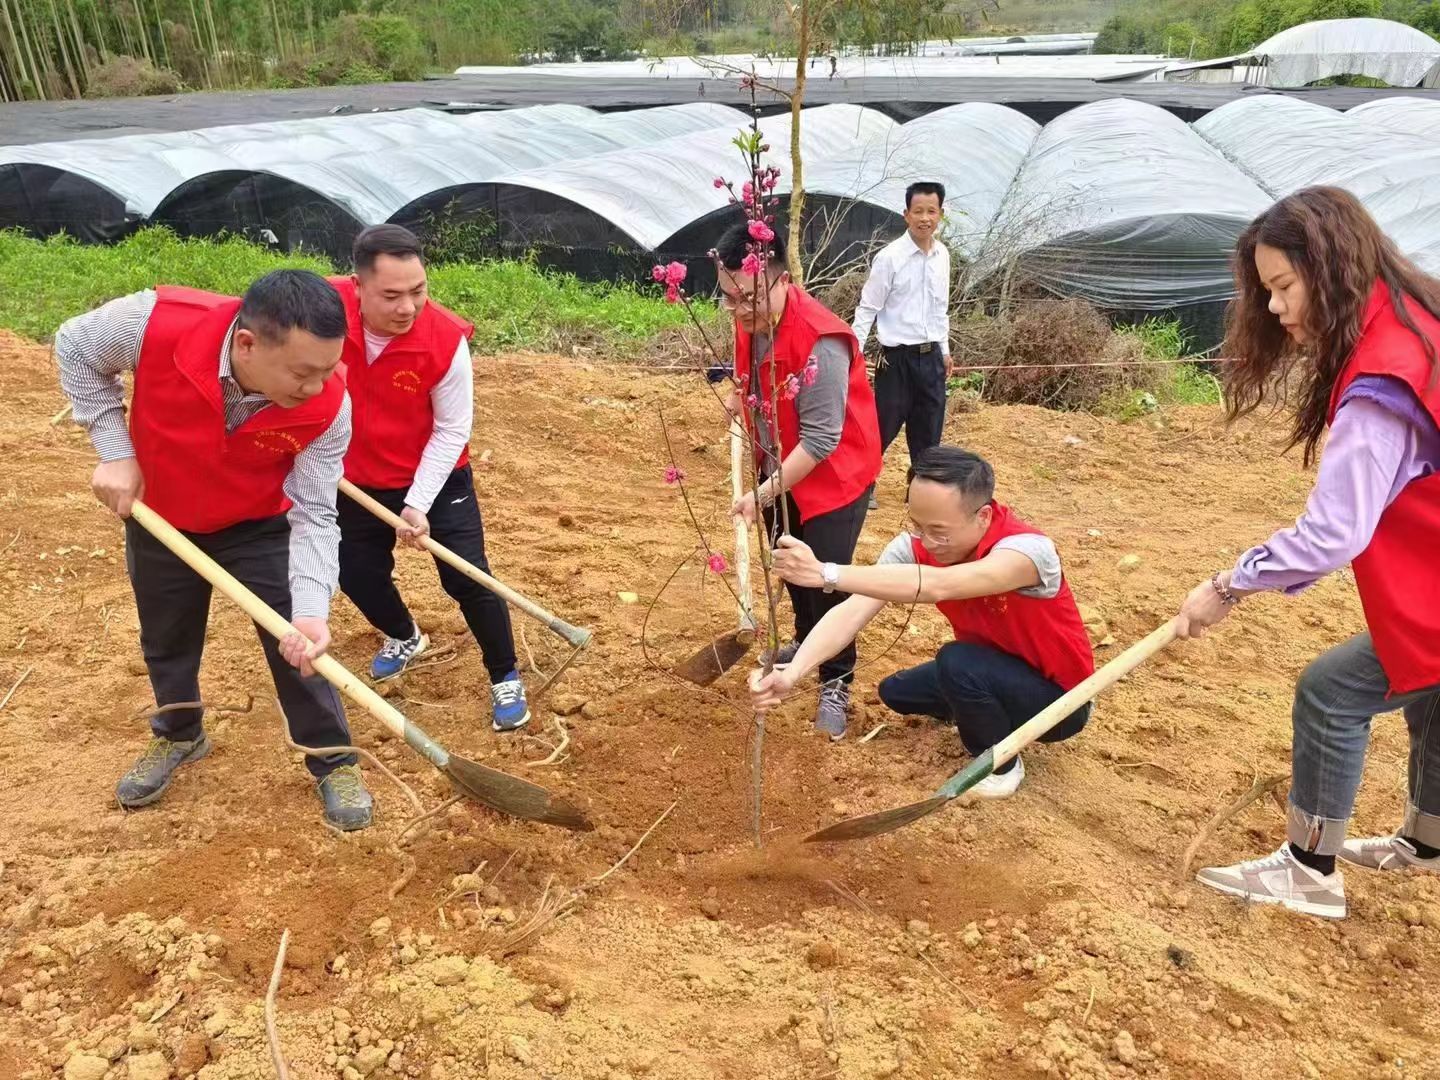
[1210,572,1239,607]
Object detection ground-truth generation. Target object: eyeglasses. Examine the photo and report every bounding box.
[903,505,984,548]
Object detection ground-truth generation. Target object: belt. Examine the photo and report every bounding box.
[885,342,940,355]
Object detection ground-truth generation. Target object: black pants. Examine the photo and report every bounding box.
[338,465,517,682]
[874,344,947,460]
[764,485,871,685]
[879,641,1090,766]
[124,515,355,779]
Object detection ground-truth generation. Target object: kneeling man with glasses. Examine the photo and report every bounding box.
[750,446,1095,796]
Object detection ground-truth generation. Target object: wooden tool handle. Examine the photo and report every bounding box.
[129,500,415,748]
[338,479,592,648]
[992,619,1178,766]
[730,422,756,633]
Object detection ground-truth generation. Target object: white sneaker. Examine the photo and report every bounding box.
[1195,844,1346,919]
[1339,834,1440,873]
[972,755,1024,799]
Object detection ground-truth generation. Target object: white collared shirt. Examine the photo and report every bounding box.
[851,230,952,356]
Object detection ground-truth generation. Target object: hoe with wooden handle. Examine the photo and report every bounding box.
[129,500,593,831]
[337,478,593,693]
[673,421,759,686]
[802,620,1179,843]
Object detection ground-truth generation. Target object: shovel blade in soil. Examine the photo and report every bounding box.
[671,629,755,686]
[443,756,593,831]
[801,796,953,843]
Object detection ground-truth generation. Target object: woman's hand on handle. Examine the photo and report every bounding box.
[1175,575,1236,639]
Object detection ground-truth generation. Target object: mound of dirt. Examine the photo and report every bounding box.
[0,329,1435,1079]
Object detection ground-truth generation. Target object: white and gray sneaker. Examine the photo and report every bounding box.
[1340,834,1440,873]
[972,755,1024,799]
[814,679,849,741]
[371,626,429,681]
[1195,844,1346,919]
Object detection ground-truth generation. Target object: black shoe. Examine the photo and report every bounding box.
[115,733,211,808]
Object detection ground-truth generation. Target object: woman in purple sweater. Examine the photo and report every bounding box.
[1174,187,1440,920]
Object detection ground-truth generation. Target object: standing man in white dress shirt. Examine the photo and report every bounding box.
[331,225,530,733]
[851,182,953,510]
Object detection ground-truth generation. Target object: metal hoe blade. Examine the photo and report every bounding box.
[444,755,593,831]
[672,629,755,687]
[801,796,953,843]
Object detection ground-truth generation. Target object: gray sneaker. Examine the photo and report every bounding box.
[760,641,801,667]
[815,679,849,741]
[1195,844,1346,919]
[116,733,212,808]
[1339,834,1440,873]
[317,765,374,831]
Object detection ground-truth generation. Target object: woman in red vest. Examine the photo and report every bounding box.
[719,222,883,739]
[1176,187,1440,920]
[751,446,1095,796]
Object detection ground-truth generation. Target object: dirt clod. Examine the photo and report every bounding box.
[806,941,840,969]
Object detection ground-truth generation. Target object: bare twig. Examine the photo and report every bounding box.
[50,403,72,425]
[526,717,570,768]
[1177,774,1289,881]
[132,696,255,721]
[1082,984,1097,1025]
[265,929,291,1080]
[0,528,19,555]
[277,698,423,815]
[0,666,32,712]
[148,990,183,1024]
[591,798,679,887]
[918,950,978,1009]
[858,723,889,744]
[518,624,546,680]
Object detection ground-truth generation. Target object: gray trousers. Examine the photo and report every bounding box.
[1289,632,1440,855]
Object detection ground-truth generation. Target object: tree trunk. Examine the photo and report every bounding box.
[0,0,33,99]
[150,0,171,70]
[48,0,81,97]
[786,0,810,284]
[130,0,154,62]
[269,0,285,60]
[65,0,92,77]
[16,0,51,100]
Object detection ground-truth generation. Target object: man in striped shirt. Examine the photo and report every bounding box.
[54,270,374,831]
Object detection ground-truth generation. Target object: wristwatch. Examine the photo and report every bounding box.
[821,562,840,594]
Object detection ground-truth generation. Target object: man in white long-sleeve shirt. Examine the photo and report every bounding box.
[54,270,373,830]
[331,225,529,732]
[852,182,953,509]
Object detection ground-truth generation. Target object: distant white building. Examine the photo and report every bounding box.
[1156,18,1440,88]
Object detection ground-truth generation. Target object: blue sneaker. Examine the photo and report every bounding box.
[371,626,429,681]
[490,671,531,732]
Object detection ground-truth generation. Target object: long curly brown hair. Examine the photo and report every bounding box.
[1224,186,1440,465]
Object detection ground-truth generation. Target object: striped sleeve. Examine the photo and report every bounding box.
[53,290,157,462]
[285,393,352,620]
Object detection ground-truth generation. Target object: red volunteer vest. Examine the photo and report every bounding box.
[733,285,882,521]
[131,286,346,534]
[915,503,1095,691]
[1328,284,1440,695]
[330,276,475,490]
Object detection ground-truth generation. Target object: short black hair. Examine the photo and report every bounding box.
[238,270,346,344]
[905,181,945,209]
[352,223,424,275]
[713,218,787,273]
[907,446,994,505]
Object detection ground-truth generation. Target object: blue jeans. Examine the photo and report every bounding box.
[1289,633,1440,855]
[878,641,1091,765]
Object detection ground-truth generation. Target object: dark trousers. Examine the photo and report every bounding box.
[875,344,947,460]
[879,641,1090,765]
[338,465,517,682]
[764,485,871,685]
[124,515,355,779]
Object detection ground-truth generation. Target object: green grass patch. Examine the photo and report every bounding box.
[0,228,700,355]
[1100,316,1223,419]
